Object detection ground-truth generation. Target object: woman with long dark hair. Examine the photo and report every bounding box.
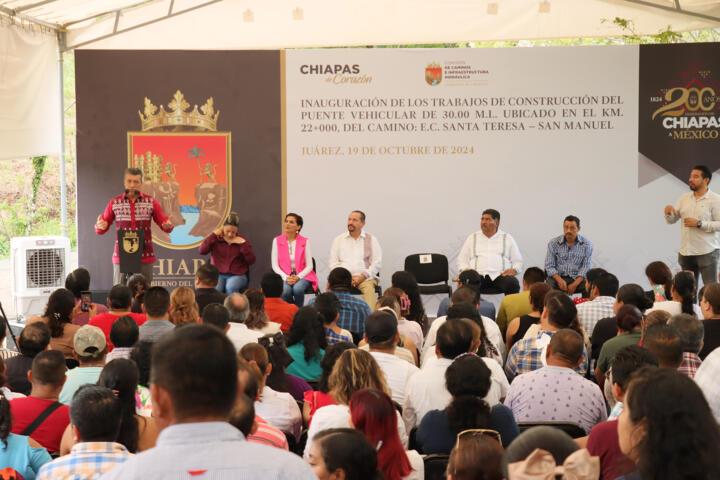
[645,261,673,302]
[27,288,81,359]
[416,354,518,454]
[0,393,51,477]
[126,273,148,314]
[645,271,701,317]
[198,212,256,294]
[286,307,326,381]
[350,389,423,480]
[618,367,720,480]
[97,359,158,452]
[391,271,427,330]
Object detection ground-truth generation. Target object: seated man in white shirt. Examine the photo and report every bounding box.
[365,310,419,405]
[403,318,508,431]
[224,293,263,351]
[457,208,523,295]
[329,210,382,308]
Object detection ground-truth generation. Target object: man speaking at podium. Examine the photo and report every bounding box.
[95,168,174,285]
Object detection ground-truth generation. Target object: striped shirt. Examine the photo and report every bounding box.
[248,416,289,450]
[678,351,702,378]
[544,234,593,278]
[36,442,131,480]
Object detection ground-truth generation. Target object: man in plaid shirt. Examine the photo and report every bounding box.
[95,168,174,285]
[576,273,619,334]
[669,313,704,378]
[505,293,588,381]
[309,268,370,336]
[545,215,593,295]
[37,385,131,479]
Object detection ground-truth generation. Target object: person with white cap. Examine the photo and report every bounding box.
[59,325,107,404]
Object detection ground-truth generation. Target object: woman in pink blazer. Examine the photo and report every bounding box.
[271,213,319,307]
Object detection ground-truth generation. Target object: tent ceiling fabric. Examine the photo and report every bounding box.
[1,0,720,49]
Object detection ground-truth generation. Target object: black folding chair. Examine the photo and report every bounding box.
[424,454,450,480]
[517,421,586,439]
[404,254,452,298]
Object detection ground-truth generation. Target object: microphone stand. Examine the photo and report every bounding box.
[0,301,19,350]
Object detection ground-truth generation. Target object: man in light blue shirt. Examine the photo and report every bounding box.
[100,324,315,480]
[545,215,593,295]
[59,325,107,404]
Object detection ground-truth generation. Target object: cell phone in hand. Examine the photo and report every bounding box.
[81,291,92,312]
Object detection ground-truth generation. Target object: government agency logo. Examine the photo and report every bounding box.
[425,62,442,86]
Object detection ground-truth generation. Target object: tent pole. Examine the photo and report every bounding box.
[57,31,67,238]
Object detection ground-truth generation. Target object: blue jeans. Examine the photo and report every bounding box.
[282,278,311,307]
[217,273,248,294]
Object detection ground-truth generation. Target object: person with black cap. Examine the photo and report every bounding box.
[364,311,419,405]
[436,270,496,319]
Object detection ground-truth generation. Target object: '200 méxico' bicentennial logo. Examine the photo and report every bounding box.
[639,44,720,183]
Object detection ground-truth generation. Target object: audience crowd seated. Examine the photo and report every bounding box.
[8,235,720,480]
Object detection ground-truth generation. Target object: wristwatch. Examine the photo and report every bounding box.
[698,220,703,228]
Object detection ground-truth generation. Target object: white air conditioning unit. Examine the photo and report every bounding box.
[10,236,71,322]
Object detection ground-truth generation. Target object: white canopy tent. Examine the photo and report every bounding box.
[1,0,719,235]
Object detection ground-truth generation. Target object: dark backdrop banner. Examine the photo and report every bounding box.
[639,43,720,182]
[76,50,281,290]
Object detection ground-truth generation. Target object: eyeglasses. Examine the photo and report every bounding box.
[456,428,502,445]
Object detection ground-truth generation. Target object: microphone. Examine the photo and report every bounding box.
[125,189,137,196]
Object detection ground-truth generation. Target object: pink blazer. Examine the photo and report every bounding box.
[275,234,319,290]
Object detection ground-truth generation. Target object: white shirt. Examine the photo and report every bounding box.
[369,351,420,405]
[226,322,263,351]
[255,386,302,441]
[421,315,504,366]
[646,300,703,319]
[303,404,407,459]
[404,450,425,480]
[401,355,508,431]
[329,230,382,279]
[666,189,720,255]
[457,229,523,279]
[398,318,424,351]
[271,237,314,280]
[254,321,282,336]
[694,346,720,423]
